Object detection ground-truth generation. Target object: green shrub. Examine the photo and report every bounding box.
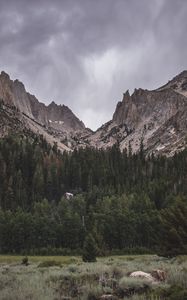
[119,276,151,290]
[118,276,151,297]
[166,267,187,288]
[82,234,98,262]
[87,286,103,300]
[21,256,29,266]
[163,285,187,300]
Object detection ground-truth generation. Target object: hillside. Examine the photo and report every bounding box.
[88,71,187,156]
[0,70,187,155]
[0,71,91,150]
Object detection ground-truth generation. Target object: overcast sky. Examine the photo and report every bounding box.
[0,0,186,130]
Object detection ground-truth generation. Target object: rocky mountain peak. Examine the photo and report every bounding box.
[157,70,187,97]
[113,89,139,127]
[179,70,187,77]
[88,70,187,156]
[48,101,56,107]
[122,90,130,100]
[0,71,89,150]
[0,71,10,80]
[1,70,187,155]
[47,101,85,132]
[14,79,26,90]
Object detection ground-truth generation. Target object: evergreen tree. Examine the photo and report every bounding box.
[82,234,98,262]
[159,200,187,256]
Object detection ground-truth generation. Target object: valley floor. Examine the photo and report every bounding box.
[0,255,186,299]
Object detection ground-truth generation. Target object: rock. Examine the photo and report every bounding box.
[100,295,117,300]
[1,69,187,156]
[0,71,86,133]
[130,271,155,282]
[130,270,167,283]
[88,70,187,156]
[0,71,90,151]
[151,269,167,281]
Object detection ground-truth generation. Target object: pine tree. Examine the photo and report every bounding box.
[82,233,98,262]
[159,200,187,256]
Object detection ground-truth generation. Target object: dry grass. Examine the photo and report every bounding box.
[0,255,186,300]
[0,255,80,265]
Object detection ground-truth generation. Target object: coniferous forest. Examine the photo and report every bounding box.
[0,133,187,256]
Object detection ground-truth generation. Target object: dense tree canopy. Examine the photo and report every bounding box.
[0,134,186,256]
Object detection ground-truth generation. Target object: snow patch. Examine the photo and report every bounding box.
[49,120,64,125]
[169,128,175,135]
[156,145,165,151]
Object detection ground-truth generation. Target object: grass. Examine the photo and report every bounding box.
[0,255,186,299]
[0,255,80,264]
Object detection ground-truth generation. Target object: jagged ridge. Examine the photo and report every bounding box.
[88,71,187,156]
[0,70,187,155]
[0,71,91,150]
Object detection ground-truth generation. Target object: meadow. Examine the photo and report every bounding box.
[0,255,186,300]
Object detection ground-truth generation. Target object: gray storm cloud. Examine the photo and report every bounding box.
[0,0,186,129]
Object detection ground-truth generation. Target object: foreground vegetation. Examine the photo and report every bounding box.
[0,255,186,300]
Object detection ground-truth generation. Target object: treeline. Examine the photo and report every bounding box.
[0,134,186,256]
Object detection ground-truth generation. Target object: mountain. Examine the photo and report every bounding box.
[0,70,187,155]
[88,71,187,156]
[157,70,187,97]
[0,71,91,150]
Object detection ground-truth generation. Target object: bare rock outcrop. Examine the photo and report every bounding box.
[88,70,187,156]
[0,70,187,155]
[0,71,90,150]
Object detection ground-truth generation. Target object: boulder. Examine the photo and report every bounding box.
[130,271,155,282]
[151,269,166,281]
[130,269,166,282]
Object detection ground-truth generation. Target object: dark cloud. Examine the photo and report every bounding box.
[0,0,186,129]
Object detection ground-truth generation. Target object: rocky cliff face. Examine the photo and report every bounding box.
[0,71,90,149]
[0,70,187,155]
[0,71,33,117]
[0,71,87,132]
[0,101,72,152]
[88,71,187,156]
[157,70,187,97]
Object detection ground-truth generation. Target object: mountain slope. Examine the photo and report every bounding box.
[0,71,91,150]
[157,70,187,97]
[0,70,187,155]
[0,101,71,151]
[88,71,187,155]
